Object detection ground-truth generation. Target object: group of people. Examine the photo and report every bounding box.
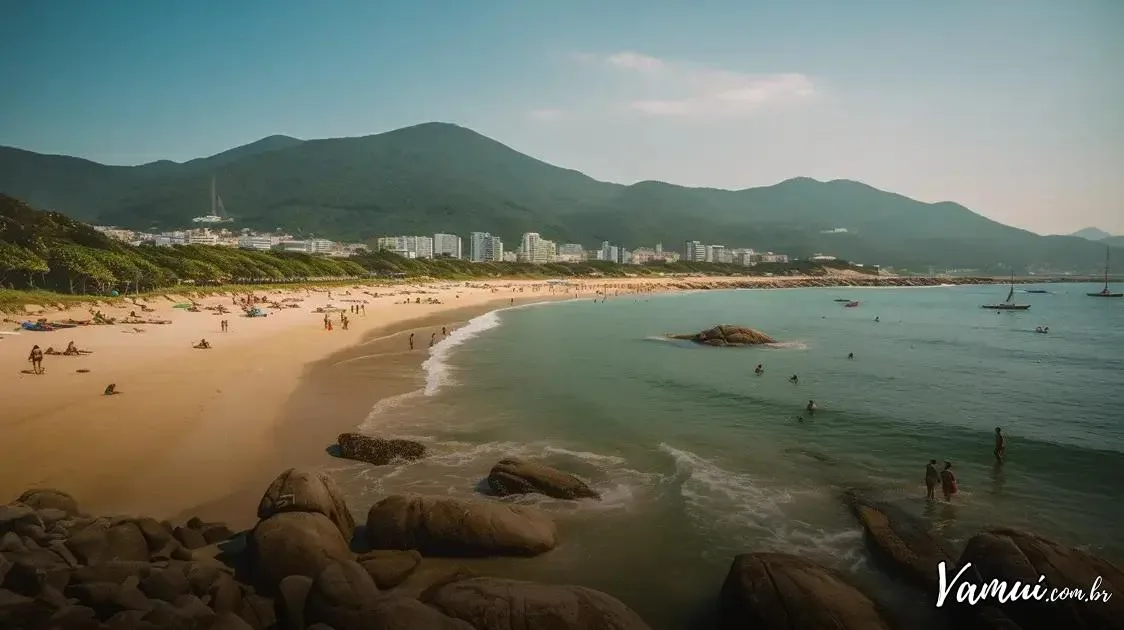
[407,327,448,351]
[924,427,1006,502]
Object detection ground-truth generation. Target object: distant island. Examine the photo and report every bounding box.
[1,122,1121,274]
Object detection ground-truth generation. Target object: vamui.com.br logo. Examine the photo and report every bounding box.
[936,562,1114,607]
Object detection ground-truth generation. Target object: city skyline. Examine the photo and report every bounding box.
[3,1,1122,235]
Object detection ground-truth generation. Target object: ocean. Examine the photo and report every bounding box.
[332,283,1124,628]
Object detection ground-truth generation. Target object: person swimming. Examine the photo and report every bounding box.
[805,399,817,414]
[754,364,764,375]
[789,374,799,384]
[847,352,854,360]
[874,316,880,323]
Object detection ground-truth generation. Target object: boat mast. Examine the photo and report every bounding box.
[1106,246,1111,291]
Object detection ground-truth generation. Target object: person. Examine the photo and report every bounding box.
[789,374,799,384]
[925,459,939,500]
[874,316,880,323]
[847,352,854,360]
[994,427,1006,463]
[194,338,211,349]
[104,383,119,396]
[754,364,763,376]
[28,345,44,374]
[429,332,436,347]
[940,462,958,502]
[442,326,447,337]
[805,399,817,415]
[408,332,415,350]
[64,341,79,356]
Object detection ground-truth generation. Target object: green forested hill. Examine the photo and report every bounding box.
[1,122,1118,273]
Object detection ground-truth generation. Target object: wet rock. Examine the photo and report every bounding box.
[347,595,474,630]
[957,528,1124,630]
[0,531,25,553]
[668,325,776,346]
[276,574,313,630]
[844,490,958,591]
[257,468,356,540]
[250,512,354,588]
[336,432,426,466]
[718,553,894,630]
[303,560,382,628]
[366,495,557,557]
[356,549,421,589]
[389,563,475,600]
[487,457,601,500]
[424,576,653,630]
[15,489,80,516]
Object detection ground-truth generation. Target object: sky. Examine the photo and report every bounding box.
[2,0,1122,235]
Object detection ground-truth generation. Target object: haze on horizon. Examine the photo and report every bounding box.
[2,0,1122,236]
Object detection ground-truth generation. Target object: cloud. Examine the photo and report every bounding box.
[574,51,815,119]
[527,108,564,121]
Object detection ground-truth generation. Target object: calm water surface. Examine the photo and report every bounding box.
[329,283,1124,628]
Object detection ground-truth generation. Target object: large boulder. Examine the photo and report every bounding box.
[257,468,356,541]
[668,325,776,346]
[335,433,426,466]
[424,577,652,630]
[250,512,354,589]
[15,489,81,516]
[844,490,957,592]
[365,495,557,557]
[487,458,600,500]
[65,519,150,565]
[956,528,1124,630]
[356,549,421,589]
[718,553,894,630]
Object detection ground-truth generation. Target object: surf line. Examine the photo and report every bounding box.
[934,562,1113,607]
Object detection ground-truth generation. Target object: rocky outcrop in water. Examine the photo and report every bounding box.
[669,325,776,346]
[365,495,557,557]
[487,458,600,500]
[335,433,426,466]
[956,528,1124,630]
[718,552,895,630]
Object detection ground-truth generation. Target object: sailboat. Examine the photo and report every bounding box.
[192,176,233,224]
[981,273,1030,310]
[1087,245,1123,298]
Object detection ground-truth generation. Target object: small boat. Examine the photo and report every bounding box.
[1088,246,1123,298]
[982,274,1031,310]
[833,298,853,302]
[1025,289,1050,294]
[844,301,860,308]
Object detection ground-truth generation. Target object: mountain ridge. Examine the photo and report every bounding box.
[0,122,1119,273]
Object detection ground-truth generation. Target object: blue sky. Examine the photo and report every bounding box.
[2,0,1122,234]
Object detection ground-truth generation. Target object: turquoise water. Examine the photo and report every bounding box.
[337,283,1124,628]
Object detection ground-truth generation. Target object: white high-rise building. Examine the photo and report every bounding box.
[683,240,705,262]
[470,232,492,262]
[486,235,504,262]
[433,233,463,259]
[376,235,432,258]
[520,232,554,264]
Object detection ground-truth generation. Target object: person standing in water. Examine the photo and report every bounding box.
[847,352,854,360]
[925,459,939,500]
[408,332,415,350]
[805,400,817,415]
[994,427,1006,463]
[940,462,959,502]
[754,364,764,376]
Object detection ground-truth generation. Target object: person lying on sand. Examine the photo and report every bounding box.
[193,339,212,349]
[104,383,119,395]
[63,341,91,355]
[44,346,61,355]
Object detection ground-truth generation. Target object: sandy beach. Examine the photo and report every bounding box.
[0,276,686,523]
[0,271,992,525]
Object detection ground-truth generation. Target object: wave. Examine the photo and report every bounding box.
[766,340,809,350]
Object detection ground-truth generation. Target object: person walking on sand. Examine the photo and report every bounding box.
[28,345,44,374]
[940,461,959,502]
[925,459,939,500]
[994,427,1006,464]
[408,332,415,350]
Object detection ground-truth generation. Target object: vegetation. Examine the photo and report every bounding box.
[2,122,1122,274]
[0,195,873,303]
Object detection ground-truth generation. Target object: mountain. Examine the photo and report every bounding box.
[1070,227,1113,241]
[1,122,1119,273]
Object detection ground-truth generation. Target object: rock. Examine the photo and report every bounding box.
[388,563,475,600]
[0,553,11,585]
[957,528,1124,630]
[237,592,276,630]
[114,575,156,613]
[174,525,208,550]
[345,595,475,630]
[102,610,153,630]
[0,587,54,629]
[303,560,382,628]
[131,517,176,553]
[257,468,356,541]
[0,505,42,536]
[250,511,353,589]
[209,611,255,630]
[173,593,217,626]
[844,490,957,592]
[719,553,894,630]
[184,561,227,596]
[71,561,152,585]
[2,547,73,596]
[487,457,601,500]
[208,573,243,614]
[356,549,421,589]
[65,581,121,612]
[276,574,313,630]
[66,520,149,565]
[45,604,99,630]
[140,567,192,602]
[0,531,25,553]
[15,489,80,516]
[668,325,776,346]
[424,577,653,630]
[365,495,557,557]
[36,508,70,528]
[336,432,426,466]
